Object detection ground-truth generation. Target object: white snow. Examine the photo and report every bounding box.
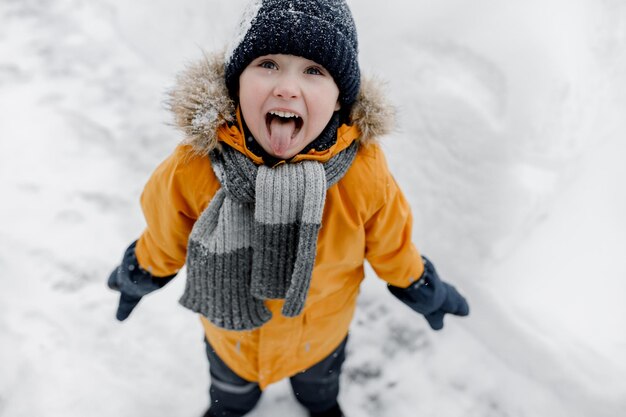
[225,0,263,63]
[2,0,625,416]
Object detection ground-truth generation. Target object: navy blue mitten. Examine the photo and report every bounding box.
[388,256,469,330]
[107,241,176,321]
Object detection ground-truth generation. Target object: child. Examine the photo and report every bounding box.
[107,1,469,416]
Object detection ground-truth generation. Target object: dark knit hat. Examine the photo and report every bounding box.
[225,0,361,108]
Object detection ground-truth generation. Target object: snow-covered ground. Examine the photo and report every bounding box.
[1,1,625,416]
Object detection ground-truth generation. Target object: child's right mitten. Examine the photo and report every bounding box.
[107,241,175,321]
[388,256,469,330]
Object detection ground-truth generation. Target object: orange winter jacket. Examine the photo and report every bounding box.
[133,53,424,389]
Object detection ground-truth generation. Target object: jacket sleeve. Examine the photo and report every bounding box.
[364,147,424,288]
[135,145,219,277]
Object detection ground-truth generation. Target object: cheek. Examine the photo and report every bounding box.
[310,90,340,120]
[318,83,341,115]
[239,86,263,123]
[238,73,264,110]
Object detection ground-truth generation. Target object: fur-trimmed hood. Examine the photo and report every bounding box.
[167,51,395,155]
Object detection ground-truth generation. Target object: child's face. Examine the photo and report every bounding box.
[239,54,341,159]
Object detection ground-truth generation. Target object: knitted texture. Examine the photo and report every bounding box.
[225,0,360,107]
[180,142,358,330]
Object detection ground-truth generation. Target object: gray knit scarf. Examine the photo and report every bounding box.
[179,142,358,330]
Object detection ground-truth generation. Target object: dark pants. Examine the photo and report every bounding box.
[205,337,348,417]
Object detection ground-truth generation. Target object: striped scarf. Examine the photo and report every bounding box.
[180,142,358,330]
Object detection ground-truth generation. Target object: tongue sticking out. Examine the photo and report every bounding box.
[268,117,297,156]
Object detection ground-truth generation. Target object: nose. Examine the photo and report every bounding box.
[273,72,300,99]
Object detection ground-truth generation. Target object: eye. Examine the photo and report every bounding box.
[304,66,324,76]
[259,60,278,70]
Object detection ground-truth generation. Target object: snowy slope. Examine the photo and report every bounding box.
[1,1,625,416]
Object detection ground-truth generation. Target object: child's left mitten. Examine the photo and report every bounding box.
[388,256,469,330]
[107,241,175,321]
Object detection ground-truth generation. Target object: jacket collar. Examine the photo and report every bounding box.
[167,51,395,157]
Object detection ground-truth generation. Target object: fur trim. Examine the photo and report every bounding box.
[167,52,235,155]
[349,76,395,145]
[167,51,394,155]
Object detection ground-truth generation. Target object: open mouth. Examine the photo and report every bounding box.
[265,110,303,139]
